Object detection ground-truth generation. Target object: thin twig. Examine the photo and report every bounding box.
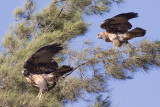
[64,50,125,77]
[44,1,68,32]
[65,59,92,77]
[64,45,144,77]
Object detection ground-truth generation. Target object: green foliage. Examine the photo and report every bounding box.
[78,41,160,79]
[3,0,160,107]
[89,95,111,107]
[52,76,107,102]
[14,0,35,21]
[14,7,25,21]
[15,22,32,39]
[2,28,21,54]
[0,90,62,107]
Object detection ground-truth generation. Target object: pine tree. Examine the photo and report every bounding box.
[0,0,160,106]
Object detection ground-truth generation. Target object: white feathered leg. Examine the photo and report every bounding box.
[36,92,43,99]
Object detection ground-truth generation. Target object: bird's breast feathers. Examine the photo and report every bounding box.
[117,34,128,41]
[108,33,127,41]
[26,75,45,87]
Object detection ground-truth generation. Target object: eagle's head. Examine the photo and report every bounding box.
[21,69,30,77]
[97,32,105,39]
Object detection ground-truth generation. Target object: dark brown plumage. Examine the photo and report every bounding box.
[97,12,146,47]
[22,43,73,99]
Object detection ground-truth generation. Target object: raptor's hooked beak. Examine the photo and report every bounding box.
[21,69,29,76]
[21,70,24,74]
[96,34,99,39]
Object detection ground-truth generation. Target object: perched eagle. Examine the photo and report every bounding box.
[97,12,146,47]
[22,43,73,99]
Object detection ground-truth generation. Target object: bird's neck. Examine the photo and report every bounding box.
[103,31,111,42]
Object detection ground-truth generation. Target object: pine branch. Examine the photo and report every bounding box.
[65,59,93,77]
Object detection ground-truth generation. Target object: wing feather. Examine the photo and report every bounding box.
[100,12,138,33]
[25,43,62,64]
[23,43,63,73]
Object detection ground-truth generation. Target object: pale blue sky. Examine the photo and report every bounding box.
[0,0,160,107]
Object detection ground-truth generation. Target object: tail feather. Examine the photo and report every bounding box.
[126,27,146,39]
[56,65,73,76]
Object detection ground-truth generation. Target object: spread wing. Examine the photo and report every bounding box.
[23,43,63,73]
[25,43,63,64]
[100,12,138,33]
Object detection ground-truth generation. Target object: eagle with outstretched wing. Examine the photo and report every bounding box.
[22,43,73,99]
[97,12,146,47]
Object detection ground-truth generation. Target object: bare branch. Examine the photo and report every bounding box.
[44,1,68,32]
